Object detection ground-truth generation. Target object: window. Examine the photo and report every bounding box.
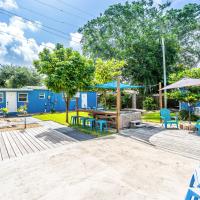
[0,93,3,103]
[18,93,28,102]
[39,93,45,99]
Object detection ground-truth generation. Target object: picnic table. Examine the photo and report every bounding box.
[78,109,117,128]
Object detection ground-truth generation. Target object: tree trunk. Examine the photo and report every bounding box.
[66,97,70,123]
[63,93,70,124]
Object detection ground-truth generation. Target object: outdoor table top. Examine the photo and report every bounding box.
[77,109,117,115]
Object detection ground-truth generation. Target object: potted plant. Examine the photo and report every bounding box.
[17,105,28,129]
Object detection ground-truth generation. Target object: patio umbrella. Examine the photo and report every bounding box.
[161,78,200,90]
[93,81,144,90]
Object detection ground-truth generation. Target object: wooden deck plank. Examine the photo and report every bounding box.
[39,127,75,145]
[23,129,51,150]
[10,131,28,155]
[22,129,46,151]
[6,132,23,157]
[17,131,40,153]
[0,132,9,160]
[31,127,63,147]
[12,131,35,154]
[1,131,16,158]
[29,128,57,148]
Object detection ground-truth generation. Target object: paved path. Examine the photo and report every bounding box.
[0,134,198,200]
[121,124,200,160]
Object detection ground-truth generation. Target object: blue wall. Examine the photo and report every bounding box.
[15,90,97,114]
[0,91,6,109]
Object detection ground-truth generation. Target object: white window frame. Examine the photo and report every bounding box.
[39,93,45,99]
[0,93,3,103]
[18,93,28,102]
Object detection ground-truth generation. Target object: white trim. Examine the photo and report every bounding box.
[39,93,45,99]
[0,92,3,103]
[18,93,28,102]
[0,88,32,92]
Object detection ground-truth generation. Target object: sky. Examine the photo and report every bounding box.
[0,0,199,66]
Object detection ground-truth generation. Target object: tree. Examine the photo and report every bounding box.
[93,58,125,108]
[94,58,125,84]
[0,65,42,88]
[34,44,94,123]
[79,1,200,93]
[169,67,200,83]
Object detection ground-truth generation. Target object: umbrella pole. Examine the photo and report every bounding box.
[116,78,121,133]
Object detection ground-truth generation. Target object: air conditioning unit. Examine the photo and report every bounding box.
[194,107,200,116]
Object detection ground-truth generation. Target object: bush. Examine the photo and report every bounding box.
[143,97,157,110]
[0,107,8,117]
[17,105,27,114]
[178,109,199,121]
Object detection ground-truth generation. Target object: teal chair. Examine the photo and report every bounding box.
[160,108,178,129]
[96,120,108,133]
[80,117,89,127]
[185,167,200,200]
[86,118,96,129]
[71,116,78,125]
[195,120,200,136]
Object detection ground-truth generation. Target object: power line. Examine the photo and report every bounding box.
[58,0,95,18]
[31,0,89,21]
[0,9,81,43]
[18,5,79,28]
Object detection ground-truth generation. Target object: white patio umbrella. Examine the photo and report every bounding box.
[161,78,200,90]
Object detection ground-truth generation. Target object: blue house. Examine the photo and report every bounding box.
[0,86,97,114]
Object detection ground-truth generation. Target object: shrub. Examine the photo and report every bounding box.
[143,97,157,110]
[17,105,27,114]
[178,109,199,121]
[0,107,8,117]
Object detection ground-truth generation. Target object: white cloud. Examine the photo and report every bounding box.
[0,16,55,65]
[0,0,18,10]
[69,32,82,52]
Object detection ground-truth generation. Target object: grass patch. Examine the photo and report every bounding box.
[33,112,113,137]
[71,125,113,137]
[33,112,89,126]
[142,111,175,123]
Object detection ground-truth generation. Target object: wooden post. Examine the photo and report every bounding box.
[159,82,163,109]
[76,97,79,124]
[132,92,137,109]
[116,78,121,133]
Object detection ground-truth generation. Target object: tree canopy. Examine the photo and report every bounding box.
[0,65,42,88]
[34,44,94,122]
[94,58,125,84]
[79,0,200,93]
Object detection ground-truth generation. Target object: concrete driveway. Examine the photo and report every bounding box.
[0,134,198,200]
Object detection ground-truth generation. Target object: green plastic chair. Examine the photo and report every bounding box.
[160,108,178,129]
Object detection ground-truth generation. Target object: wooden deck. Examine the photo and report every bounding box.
[121,124,200,160]
[0,127,76,161]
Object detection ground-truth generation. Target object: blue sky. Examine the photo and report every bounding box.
[0,0,199,66]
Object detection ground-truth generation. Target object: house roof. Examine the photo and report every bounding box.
[0,86,48,92]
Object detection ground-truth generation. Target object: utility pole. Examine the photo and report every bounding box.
[161,37,167,108]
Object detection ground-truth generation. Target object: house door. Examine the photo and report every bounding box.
[6,92,17,112]
[81,93,87,108]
